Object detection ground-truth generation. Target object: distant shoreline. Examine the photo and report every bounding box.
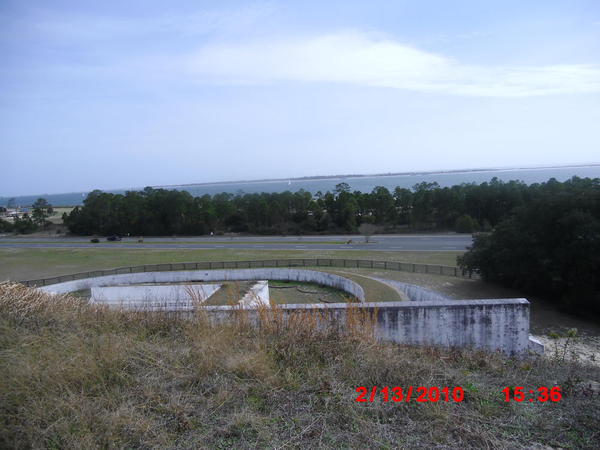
[2,163,599,200]
[152,163,600,189]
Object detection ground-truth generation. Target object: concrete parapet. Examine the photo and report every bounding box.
[204,299,533,355]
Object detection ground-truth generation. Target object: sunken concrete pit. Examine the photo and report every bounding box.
[39,268,366,301]
[37,268,542,355]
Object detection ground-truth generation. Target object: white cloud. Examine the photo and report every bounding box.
[188,31,600,97]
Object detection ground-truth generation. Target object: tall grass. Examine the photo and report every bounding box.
[1,282,599,449]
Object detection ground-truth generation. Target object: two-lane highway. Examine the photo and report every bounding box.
[0,234,473,251]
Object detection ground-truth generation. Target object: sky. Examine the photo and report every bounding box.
[1,0,600,196]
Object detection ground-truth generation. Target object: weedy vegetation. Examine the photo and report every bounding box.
[1,282,599,449]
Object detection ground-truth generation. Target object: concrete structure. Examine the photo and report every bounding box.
[90,283,221,311]
[37,268,542,354]
[204,299,534,355]
[239,281,270,307]
[38,268,365,301]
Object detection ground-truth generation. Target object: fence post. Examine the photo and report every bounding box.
[412,263,416,272]
[370,260,374,269]
[425,265,428,274]
[440,265,443,274]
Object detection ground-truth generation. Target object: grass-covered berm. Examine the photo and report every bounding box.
[1,283,599,449]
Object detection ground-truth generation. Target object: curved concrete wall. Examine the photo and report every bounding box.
[373,278,451,302]
[38,268,365,302]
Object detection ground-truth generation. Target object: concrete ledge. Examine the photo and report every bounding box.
[38,268,365,302]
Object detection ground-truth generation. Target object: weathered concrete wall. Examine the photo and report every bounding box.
[204,299,532,354]
[239,281,270,307]
[39,268,365,301]
[90,284,221,310]
[372,278,452,302]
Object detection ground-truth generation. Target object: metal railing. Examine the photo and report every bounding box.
[20,258,475,287]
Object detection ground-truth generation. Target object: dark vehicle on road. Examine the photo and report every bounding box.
[106,235,122,241]
[90,238,100,243]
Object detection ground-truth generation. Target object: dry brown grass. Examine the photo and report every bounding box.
[1,282,599,449]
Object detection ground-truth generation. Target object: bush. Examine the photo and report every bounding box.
[13,214,37,234]
[0,219,14,233]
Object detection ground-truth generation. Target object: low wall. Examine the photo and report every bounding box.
[38,268,365,302]
[90,284,221,310]
[205,299,532,354]
[373,278,452,302]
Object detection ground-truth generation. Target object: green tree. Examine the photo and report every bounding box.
[458,177,600,314]
[32,198,53,228]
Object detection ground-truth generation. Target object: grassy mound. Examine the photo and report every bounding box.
[1,283,599,449]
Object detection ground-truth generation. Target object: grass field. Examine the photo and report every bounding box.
[269,280,354,304]
[2,283,599,449]
[47,207,74,224]
[0,248,463,281]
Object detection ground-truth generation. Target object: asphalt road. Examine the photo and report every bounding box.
[0,234,473,251]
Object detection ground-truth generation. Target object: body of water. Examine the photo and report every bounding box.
[3,165,600,207]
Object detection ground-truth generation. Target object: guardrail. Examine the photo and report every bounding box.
[19,258,475,287]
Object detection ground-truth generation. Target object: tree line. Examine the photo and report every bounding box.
[57,177,594,237]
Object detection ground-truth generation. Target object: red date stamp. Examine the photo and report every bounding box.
[355,386,464,403]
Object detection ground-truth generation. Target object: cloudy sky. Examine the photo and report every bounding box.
[2,0,600,195]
